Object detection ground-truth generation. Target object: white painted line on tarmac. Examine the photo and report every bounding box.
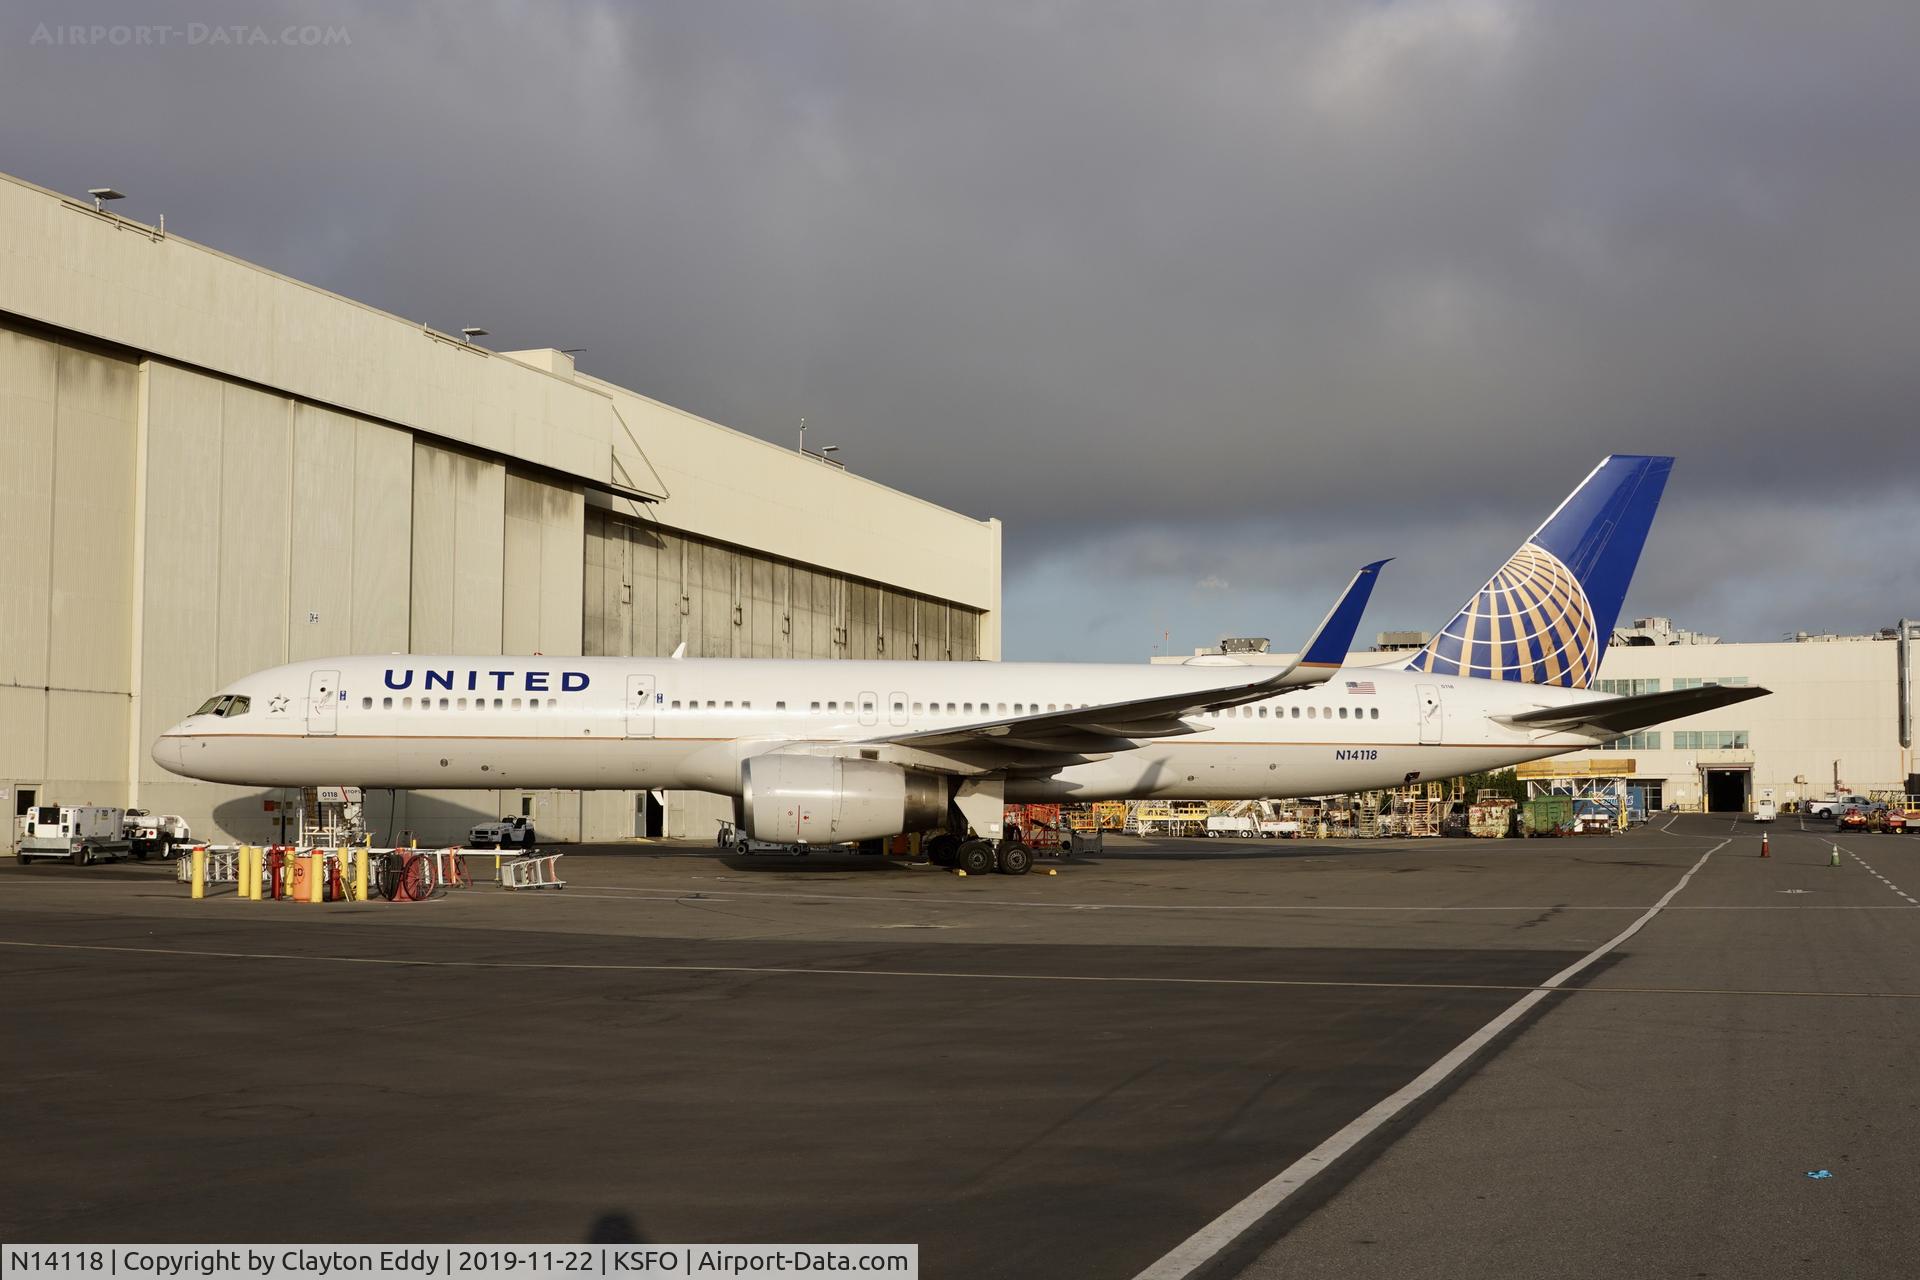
[1131,837,1730,1280]
[1842,846,1920,906]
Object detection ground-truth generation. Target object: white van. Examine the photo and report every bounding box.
[1752,798,1778,823]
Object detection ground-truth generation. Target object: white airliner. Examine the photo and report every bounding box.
[156,455,1764,873]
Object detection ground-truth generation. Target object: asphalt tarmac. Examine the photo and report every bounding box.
[2,815,1913,1279]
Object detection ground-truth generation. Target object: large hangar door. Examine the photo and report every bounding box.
[625,675,656,737]
[1704,768,1750,814]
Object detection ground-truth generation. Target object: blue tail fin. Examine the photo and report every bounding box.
[1406,455,1672,688]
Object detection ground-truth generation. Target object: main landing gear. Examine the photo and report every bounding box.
[923,831,1031,875]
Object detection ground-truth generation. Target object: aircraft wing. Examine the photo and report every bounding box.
[866,560,1389,756]
[1502,684,1769,737]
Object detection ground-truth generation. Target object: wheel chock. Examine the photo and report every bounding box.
[1045,868,1058,876]
[953,868,967,877]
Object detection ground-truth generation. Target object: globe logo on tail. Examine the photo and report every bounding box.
[1407,542,1599,687]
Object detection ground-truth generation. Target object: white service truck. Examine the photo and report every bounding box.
[19,806,130,865]
[1204,814,1260,838]
[470,815,537,848]
[123,810,192,859]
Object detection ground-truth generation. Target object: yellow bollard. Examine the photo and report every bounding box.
[237,845,252,900]
[354,845,369,902]
[307,850,324,904]
[251,846,265,900]
[190,846,206,899]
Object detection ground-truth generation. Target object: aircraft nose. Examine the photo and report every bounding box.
[151,734,186,776]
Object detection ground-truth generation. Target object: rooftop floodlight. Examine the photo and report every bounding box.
[819,444,840,454]
[460,327,488,344]
[87,187,124,211]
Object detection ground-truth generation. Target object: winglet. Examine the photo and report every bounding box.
[1298,559,1391,668]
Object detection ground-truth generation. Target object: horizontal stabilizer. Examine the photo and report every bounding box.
[1503,684,1769,736]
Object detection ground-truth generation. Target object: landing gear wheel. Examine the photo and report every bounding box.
[956,839,995,876]
[924,833,960,867]
[997,842,1032,875]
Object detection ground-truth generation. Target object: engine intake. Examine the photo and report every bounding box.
[740,754,946,844]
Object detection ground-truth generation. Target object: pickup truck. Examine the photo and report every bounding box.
[470,815,536,849]
[1807,794,1871,819]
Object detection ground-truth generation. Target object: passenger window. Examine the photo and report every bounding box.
[913,701,924,714]
[671,700,681,710]
[1306,707,1315,719]
[361,697,373,710]
[1371,708,1379,719]
[1339,707,1348,719]
[382,697,393,710]
[743,701,752,710]
[810,701,821,712]
[706,700,717,709]
[494,698,503,708]
[964,702,974,713]
[511,698,522,709]
[828,701,838,711]
[1291,706,1300,718]
[440,698,450,710]
[1048,703,1057,711]
[403,697,414,710]
[997,702,1007,713]
[456,697,467,709]
[776,701,787,711]
[893,700,905,714]
[724,700,734,709]
[1258,707,1268,718]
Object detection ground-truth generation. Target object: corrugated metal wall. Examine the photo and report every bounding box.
[0,327,136,831]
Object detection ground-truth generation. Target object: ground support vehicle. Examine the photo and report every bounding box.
[18,806,130,865]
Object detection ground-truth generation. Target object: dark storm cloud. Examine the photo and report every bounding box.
[4,1,1916,658]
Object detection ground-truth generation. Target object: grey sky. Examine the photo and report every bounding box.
[4,1,1916,659]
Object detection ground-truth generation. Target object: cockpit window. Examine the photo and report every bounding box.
[192,694,251,718]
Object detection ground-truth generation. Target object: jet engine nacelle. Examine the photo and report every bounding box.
[740,754,947,844]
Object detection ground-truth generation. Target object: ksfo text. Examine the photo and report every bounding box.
[611,1250,907,1274]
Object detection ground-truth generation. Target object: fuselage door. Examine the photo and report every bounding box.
[308,670,339,737]
[858,691,879,727]
[1416,683,1443,745]
[626,675,656,738]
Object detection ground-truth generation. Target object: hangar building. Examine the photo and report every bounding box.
[0,170,1001,851]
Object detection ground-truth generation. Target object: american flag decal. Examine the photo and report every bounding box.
[1345,680,1376,695]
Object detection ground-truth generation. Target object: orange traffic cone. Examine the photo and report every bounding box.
[1761,832,1770,858]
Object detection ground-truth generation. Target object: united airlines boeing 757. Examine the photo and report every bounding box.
[155,456,1765,873]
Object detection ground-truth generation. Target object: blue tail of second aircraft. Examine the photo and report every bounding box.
[1406,455,1673,688]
